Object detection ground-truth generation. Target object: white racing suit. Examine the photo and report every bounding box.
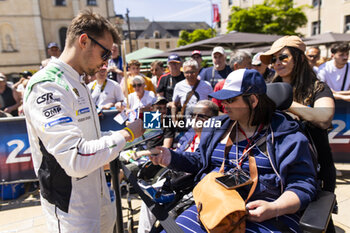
[23,58,126,233]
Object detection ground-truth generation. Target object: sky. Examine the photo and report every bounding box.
[113,0,221,26]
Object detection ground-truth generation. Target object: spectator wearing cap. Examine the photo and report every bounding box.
[171,59,213,121]
[212,50,252,113]
[150,60,165,89]
[87,64,125,111]
[191,50,204,74]
[107,43,124,83]
[127,75,156,111]
[47,42,61,58]
[120,59,156,96]
[0,73,21,116]
[156,53,185,102]
[200,46,232,88]
[260,37,336,228]
[251,52,275,83]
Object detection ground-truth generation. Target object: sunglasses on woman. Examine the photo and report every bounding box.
[86,34,112,61]
[271,54,289,64]
[132,83,143,88]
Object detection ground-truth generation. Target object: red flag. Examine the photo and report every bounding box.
[212,4,220,23]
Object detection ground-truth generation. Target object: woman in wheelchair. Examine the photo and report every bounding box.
[150,69,317,232]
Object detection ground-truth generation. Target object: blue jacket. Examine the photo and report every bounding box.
[169,112,317,210]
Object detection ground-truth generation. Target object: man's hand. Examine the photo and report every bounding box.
[102,103,114,110]
[125,118,145,139]
[148,147,171,167]
[115,102,125,111]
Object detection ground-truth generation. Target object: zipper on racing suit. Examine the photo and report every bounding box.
[82,81,104,198]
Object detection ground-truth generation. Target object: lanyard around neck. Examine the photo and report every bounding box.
[91,79,107,93]
[236,124,264,167]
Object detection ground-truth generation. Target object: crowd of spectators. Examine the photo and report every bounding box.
[2,34,348,233]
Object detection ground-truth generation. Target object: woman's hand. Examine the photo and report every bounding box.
[247,191,301,222]
[148,147,171,167]
[246,200,277,222]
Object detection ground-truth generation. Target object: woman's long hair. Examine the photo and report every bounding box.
[273,46,324,106]
[242,94,276,126]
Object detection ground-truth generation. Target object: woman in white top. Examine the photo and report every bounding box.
[127,75,156,111]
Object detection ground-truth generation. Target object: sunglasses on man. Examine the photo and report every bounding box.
[271,54,289,64]
[132,83,143,88]
[86,34,112,61]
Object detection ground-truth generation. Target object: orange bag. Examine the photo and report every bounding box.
[193,122,259,233]
[193,171,247,233]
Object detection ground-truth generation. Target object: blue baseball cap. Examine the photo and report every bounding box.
[209,69,266,100]
[47,42,59,49]
[167,53,181,63]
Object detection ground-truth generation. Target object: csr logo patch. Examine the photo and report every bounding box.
[37,93,61,104]
[37,93,53,104]
[43,105,62,118]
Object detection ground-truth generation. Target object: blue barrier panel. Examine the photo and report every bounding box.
[0,110,124,183]
[329,100,350,162]
[0,116,34,182]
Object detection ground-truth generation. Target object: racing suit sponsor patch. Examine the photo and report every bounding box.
[45,117,72,128]
[43,105,62,118]
[76,107,90,116]
[77,116,91,122]
[37,92,61,105]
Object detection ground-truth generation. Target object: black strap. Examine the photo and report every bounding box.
[341,63,348,91]
[180,81,200,116]
[121,162,184,233]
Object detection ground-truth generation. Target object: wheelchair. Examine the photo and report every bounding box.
[124,82,337,233]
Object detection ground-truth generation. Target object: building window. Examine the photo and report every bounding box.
[87,0,97,6]
[59,27,67,50]
[155,42,160,49]
[229,0,233,5]
[145,42,149,47]
[311,21,321,35]
[55,0,66,6]
[312,0,322,7]
[0,23,17,52]
[345,15,350,33]
[154,31,160,39]
[166,41,170,49]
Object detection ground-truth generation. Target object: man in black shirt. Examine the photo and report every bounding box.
[156,54,185,102]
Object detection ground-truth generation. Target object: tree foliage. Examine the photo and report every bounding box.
[177,28,216,46]
[227,0,308,36]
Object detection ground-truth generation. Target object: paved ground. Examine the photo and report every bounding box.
[1,163,349,233]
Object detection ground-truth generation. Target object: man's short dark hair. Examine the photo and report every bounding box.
[331,43,350,54]
[66,10,120,48]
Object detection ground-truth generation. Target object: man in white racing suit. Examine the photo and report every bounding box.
[23,10,144,233]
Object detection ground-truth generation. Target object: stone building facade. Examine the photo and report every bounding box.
[0,0,114,75]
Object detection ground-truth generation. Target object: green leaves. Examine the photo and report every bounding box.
[177,28,216,46]
[227,0,308,36]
